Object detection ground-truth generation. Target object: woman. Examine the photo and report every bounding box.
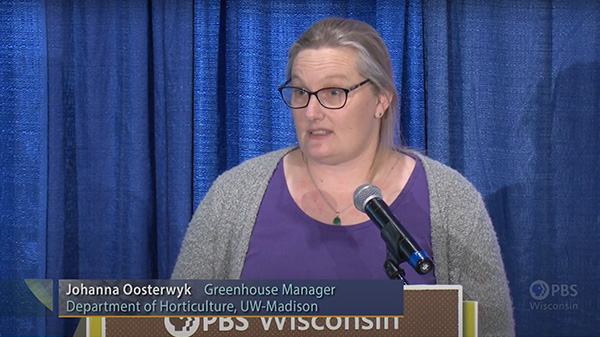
[173,17,514,336]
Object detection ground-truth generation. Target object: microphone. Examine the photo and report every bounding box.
[353,184,433,275]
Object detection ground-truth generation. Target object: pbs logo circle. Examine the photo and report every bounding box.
[164,317,200,337]
[529,280,550,300]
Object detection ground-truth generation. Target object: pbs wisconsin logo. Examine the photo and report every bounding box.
[164,317,200,337]
[529,280,550,300]
[529,279,577,301]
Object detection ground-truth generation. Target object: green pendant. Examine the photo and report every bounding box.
[333,214,341,226]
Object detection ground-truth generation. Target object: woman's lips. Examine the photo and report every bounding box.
[308,129,332,136]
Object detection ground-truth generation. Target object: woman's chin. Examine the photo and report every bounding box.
[301,147,332,161]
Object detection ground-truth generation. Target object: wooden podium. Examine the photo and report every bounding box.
[84,285,477,337]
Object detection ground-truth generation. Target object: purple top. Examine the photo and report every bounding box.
[240,155,436,284]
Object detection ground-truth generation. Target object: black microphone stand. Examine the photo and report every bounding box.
[379,223,411,284]
[384,252,409,284]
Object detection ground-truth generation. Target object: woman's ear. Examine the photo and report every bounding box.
[375,89,392,118]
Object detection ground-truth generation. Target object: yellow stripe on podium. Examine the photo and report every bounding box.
[463,301,478,337]
[87,317,103,337]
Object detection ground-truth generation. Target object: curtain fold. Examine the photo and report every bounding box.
[150,0,194,279]
[192,0,223,207]
[0,1,48,335]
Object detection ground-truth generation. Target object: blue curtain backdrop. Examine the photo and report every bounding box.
[0,0,598,336]
[423,1,599,336]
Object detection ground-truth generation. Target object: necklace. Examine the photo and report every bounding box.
[305,162,353,226]
[304,154,400,226]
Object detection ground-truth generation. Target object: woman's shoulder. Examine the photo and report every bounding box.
[210,146,295,193]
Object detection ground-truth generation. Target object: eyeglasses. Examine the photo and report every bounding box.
[277,79,371,109]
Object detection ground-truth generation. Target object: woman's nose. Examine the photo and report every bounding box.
[304,94,325,120]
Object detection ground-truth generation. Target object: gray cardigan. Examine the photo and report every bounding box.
[172,147,515,337]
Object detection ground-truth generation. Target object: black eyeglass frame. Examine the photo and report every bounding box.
[277,79,371,110]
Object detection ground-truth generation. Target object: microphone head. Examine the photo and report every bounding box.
[353,184,382,213]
